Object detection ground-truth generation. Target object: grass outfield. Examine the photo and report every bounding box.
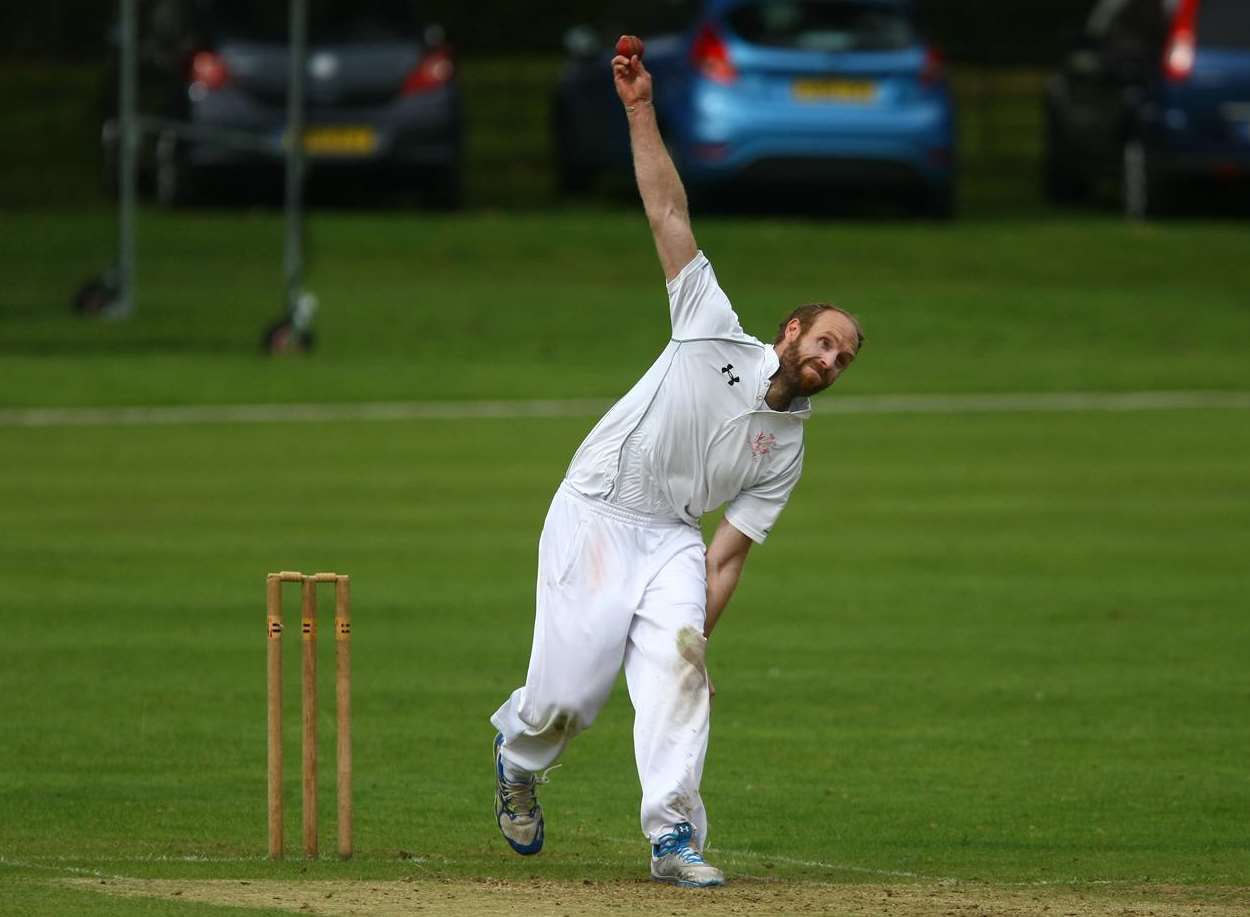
[4,210,1250,406]
[2,210,1249,915]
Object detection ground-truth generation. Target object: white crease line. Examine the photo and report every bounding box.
[604,834,954,883]
[607,836,1156,888]
[6,852,434,865]
[3,850,1182,891]
[1,391,1248,428]
[717,849,948,882]
[0,853,121,880]
[8,854,271,864]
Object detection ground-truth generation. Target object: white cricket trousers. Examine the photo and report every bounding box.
[490,481,712,848]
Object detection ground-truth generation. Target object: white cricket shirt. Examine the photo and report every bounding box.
[565,252,810,543]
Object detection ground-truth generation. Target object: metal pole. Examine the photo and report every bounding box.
[284,0,308,330]
[115,0,138,318]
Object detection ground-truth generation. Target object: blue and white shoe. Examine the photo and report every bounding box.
[493,733,547,856]
[650,822,725,888]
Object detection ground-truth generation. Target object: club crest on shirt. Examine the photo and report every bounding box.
[749,432,777,458]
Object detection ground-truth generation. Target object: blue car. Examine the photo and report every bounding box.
[553,0,957,216]
[1044,0,1250,218]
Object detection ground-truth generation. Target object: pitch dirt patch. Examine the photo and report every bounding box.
[67,877,1249,916]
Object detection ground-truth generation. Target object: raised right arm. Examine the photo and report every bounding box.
[612,52,698,282]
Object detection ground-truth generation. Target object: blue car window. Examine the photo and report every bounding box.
[725,0,915,52]
[1198,0,1250,49]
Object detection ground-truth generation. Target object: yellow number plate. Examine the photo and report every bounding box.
[302,126,377,155]
[792,79,877,102]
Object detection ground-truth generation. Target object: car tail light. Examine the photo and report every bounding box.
[1164,0,1200,82]
[691,23,736,83]
[402,46,455,94]
[921,47,945,86]
[190,51,230,91]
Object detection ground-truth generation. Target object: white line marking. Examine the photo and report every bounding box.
[605,834,958,883]
[714,847,949,882]
[824,390,1250,414]
[0,853,120,879]
[0,391,1247,429]
[7,854,271,864]
[0,398,614,428]
[609,836,1151,888]
[6,849,1199,890]
[717,849,1131,888]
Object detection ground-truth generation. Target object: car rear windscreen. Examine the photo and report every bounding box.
[725,0,915,52]
[1198,0,1250,49]
[206,0,420,42]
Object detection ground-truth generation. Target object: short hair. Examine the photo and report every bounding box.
[774,304,865,350]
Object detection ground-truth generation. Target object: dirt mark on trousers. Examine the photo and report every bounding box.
[672,625,708,727]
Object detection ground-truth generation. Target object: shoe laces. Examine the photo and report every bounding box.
[500,764,560,817]
[653,823,706,864]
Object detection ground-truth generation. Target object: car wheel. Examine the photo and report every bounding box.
[553,102,594,195]
[1042,106,1089,204]
[424,164,463,210]
[906,181,955,220]
[155,130,196,207]
[926,181,955,220]
[556,155,595,195]
[1121,138,1167,220]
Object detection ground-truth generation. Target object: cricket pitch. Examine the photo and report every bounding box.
[65,876,1249,916]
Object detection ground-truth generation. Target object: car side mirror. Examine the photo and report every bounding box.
[564,25,601,58]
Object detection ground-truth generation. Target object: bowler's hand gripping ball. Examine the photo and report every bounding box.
[616,34,645,60]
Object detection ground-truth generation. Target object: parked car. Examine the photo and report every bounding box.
[102,0,462,207]
[1043,0,1250,217]
[553,0,957,217]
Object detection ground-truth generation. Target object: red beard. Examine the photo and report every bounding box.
[778,338,830,397]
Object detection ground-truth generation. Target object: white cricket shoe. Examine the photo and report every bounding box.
[493,733,545,855]
[650,823,725,888]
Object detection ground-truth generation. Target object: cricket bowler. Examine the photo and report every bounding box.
[490,45,863,888]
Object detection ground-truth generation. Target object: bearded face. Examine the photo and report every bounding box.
[777,336,834,397]
[774,311,859,399]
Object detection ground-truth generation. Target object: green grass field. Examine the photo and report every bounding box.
[2,209,1249,916]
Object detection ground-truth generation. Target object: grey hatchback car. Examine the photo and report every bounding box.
[106,0,463,207]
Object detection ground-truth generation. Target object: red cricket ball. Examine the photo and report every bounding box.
[616,35,645,60]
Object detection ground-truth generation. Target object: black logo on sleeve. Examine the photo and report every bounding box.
[720,364,740,386]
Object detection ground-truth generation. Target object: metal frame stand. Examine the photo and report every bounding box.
[76,0,318,356]
[264,0,318,354]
